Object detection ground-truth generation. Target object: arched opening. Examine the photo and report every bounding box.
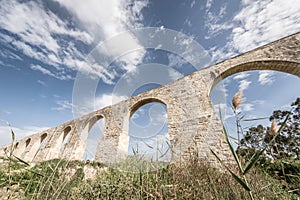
[130,98,165,117]
[128,100,171,163]
[82,115,105,160]
[41,133,47,143]
[210,65,300,156]
[25,138,31,148]
[210,61,300,91]
[15,142,19,149]
[22,138,31,154]
[32,133,47,160]
[62,126,71,145]
[59,126,72,155]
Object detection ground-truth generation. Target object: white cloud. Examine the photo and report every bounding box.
[280,104,291,110]
[11,40,55,66]
[0,49,22,61]
[0,0,91,79]
[184,18,192,27]
[54,0,148,78]
[238,79,251,91]
[73,93,128,116]
[2,111,12,115]
[30,65,55,77]
[52,100,73,111]
[37,80,47,87]
[0,125,50,146]
[242,103,254,112]
[205,1,231,38]
[0,0,92,51]
[191,0,196,8]
[0,0,92,59]
[0,0,148,83]
[206,0,213,12]
[54,0,131,37]
[94,93,128,110]
[233,72,250,80]
[207,0,300,62]
[232,0,300,52]
[168,54,188,68]
[252,100,265,105]
[151,109,167,123]
[30,65,72,80]
[258,71,275,85]
[168,69,184,81]
[213,103,233,120]
[213,103,227,112]
[53,94,61,98]
[131,112,140,120]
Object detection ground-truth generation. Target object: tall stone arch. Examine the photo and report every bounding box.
[185,33,300,163]
[1,32,299,164]
[209,61,300,93]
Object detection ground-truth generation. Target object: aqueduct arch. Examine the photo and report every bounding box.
[209,60,300,93]
[82,114,105,159]
[129,97,166,118]
[86,115,105,132]
[0,32,299,164]
[128,98,170,159]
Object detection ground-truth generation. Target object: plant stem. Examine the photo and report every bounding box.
[243,174,254,200]
[234,109,241,146]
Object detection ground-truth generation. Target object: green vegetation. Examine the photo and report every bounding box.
[240,97,300,159]
[0,96,299,199]
[211,94,299,200]
[0,156,297,199]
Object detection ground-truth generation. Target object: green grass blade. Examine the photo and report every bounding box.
[243,150,264,175]
[142,141,154,149]
[8,123,16,153]
[222,125,244,174]
[210,149,251,191]
[218,109,244,173]
[159,147,170,158]
[13,155,30,166]
[11,128,15,143]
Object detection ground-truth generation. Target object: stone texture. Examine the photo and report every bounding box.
[0,32,299,164]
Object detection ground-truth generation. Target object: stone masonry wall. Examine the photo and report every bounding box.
[0,32,299,164]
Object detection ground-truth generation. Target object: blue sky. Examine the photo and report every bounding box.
[0,0,300,159]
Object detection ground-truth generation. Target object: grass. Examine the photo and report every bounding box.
[1,93,299,199]
[0,156,297,199]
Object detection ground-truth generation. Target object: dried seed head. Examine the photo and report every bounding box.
[232,92,244,109]
[270,120,278,136]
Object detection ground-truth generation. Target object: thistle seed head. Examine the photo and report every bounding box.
[232,91,244,109]
[270,120,278,136]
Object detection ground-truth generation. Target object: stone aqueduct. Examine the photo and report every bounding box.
[1,32,300,164]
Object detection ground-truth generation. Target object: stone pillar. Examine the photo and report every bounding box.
[116,111,130,160]
[45,127,64,160]
[95,103,128,163]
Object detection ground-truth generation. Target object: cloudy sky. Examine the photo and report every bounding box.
[0,0,300,159]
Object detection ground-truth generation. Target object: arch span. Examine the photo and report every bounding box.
[130,97,167,118]
[63,126,72,142]
[85,115,104,133]
[210,60,300,93]
[128,100,170,162]
[82,115,105,160]
[57,126,73,158]
[40,133,47,143]
[25,138,31,148]
[21,138,31,157]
